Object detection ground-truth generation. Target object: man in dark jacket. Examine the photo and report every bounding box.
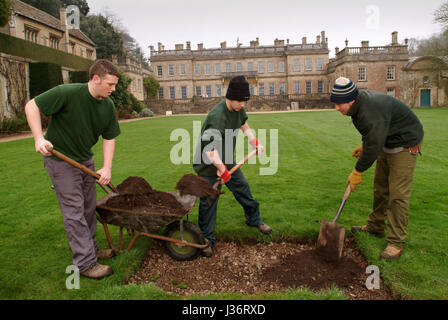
[331,77,424,259]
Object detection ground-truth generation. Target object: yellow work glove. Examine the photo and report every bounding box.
[352,144,363,159]
[347,170,362,192]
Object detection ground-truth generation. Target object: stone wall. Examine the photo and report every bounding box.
[0,53,29,121]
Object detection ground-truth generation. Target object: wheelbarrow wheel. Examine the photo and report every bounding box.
[163,220,204,261]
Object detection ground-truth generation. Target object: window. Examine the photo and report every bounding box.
[24,25,39,43]
[158,87,164,99]
[258,61,264,73]
[225,63,231,73]
[278,61,285,73]
[248,62,254,72]
[317,80,324,93]
[86,49,93,59]
[216,85,222,97]
[236,62,242,73]
[215,63,221,75]
[306,81,312,93]
[269,83,275,95]
[180,64,186,75]
[195,64,200,76]
[358,67,366,81]
[387,88,395,97]
[387,66,395,80]
[268,61,274,73]
[205,64,211,75]
[181,86,187,99]
[196,86,201,96]
[169,86,175,99]
[279,83,286,94]
[157,66,163,77]
[249,84,255,95]
[206,85,211,97]
[49,35,59,49]
[168,64,174,76]
[259,83,264,95]
[294,81,300,94]
[293,59,299,71]
[317,58,323,70]
[305,59,312,71]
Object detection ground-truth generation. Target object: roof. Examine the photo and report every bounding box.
[11,0,95,46]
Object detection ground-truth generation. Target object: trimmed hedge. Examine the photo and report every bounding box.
[0,33,93,71]
[69,70,89,83]
[29,62,63,98]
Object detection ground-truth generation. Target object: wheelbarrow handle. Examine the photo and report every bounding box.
[45,145,118,194]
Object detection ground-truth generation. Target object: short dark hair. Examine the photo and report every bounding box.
[89,59,120,79]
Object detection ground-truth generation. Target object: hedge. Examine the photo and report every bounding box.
[29,62,63,98]
[0,33,93,71]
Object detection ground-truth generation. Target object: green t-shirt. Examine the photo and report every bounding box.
[193,99,248,176]
[35,83,121,162]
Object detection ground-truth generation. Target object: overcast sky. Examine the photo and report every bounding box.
[87,0,444,59]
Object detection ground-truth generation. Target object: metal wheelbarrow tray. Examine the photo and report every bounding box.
[96,192,208,261]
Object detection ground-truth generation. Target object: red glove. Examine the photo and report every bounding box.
[249,138,259,147]
[249,138,264,154]
[217,167,231,184]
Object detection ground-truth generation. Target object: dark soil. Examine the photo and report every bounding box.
[127,238,395,300]
[105,176,187,215]
[176,174,221,199]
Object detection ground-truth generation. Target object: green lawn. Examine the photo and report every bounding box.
[0,108,447,300]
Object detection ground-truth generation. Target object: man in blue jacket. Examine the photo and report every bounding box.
[331,77,424,259]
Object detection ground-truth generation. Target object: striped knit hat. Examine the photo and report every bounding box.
[330,77,359,103]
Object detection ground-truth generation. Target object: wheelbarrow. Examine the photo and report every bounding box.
[46,146,209,261]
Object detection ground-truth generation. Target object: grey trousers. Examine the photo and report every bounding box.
[44,156,98,272]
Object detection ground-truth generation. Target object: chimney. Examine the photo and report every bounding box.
[149,45,154,52]
[321,31,326,43]
[220,41,227,49]
[316,35,321,44]
[274,38,284,46]
[345,39,349,47]
[60,7,67,26]
[287,39,290,45]
[175,44,184,50]
[157,42,163,51]
[59,7,69,52]
[186,41,191,50]
[335,47,339,54]
[391,31,398,45]
[197,43,203,50]
[302,37,307,44]
[361,40,369,47]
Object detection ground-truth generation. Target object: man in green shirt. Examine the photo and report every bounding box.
[25,59,121,279]
[331,77,424,259]
[193,76,272,257]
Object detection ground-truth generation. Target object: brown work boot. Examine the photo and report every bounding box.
[97,249,115,259]
[258,224,272,235]
[80,263,113,280]
[201,246,213,258]
[351,225,384,238]
[380,245,403,260]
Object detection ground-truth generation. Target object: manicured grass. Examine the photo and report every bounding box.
[0,108,447,299]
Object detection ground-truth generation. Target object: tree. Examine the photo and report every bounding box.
[0,0,11,27]
[434,1,448,30]
[20,0,61,18]
[143,76,159,98]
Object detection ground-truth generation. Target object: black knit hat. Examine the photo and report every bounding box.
[330,77,359,103]
[226,76,250,101]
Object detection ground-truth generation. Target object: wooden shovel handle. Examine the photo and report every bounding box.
[343,183,351,201]
[45,145,118,194]
[213,148,258,189]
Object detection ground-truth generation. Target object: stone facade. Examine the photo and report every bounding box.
[111,55,151,101]
[0,0,96,60]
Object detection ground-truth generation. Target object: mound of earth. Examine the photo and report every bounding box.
[175,174,221,199]
[127,238,394,300]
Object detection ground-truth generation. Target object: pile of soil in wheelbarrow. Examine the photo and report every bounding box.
[104,176,187,215]
[176,174,221,199]
[127,238,394,300]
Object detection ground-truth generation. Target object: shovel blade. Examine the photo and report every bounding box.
[316,219,346,262]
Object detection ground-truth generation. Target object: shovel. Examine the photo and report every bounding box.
[45,145,118,194]
[316,184,351,262]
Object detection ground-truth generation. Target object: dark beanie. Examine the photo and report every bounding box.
[226,76,250,101]
[330,77,359,103]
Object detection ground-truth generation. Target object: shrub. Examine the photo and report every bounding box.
[140,108,154,117]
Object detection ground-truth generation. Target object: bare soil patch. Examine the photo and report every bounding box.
[127,238,394,300]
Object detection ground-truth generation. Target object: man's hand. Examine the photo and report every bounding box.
[352,144,363,159]
[347,170,362,191]
[35,138,53,156]
[96,167,112,185]
[216,165,231,184]
[250,138,264,155]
